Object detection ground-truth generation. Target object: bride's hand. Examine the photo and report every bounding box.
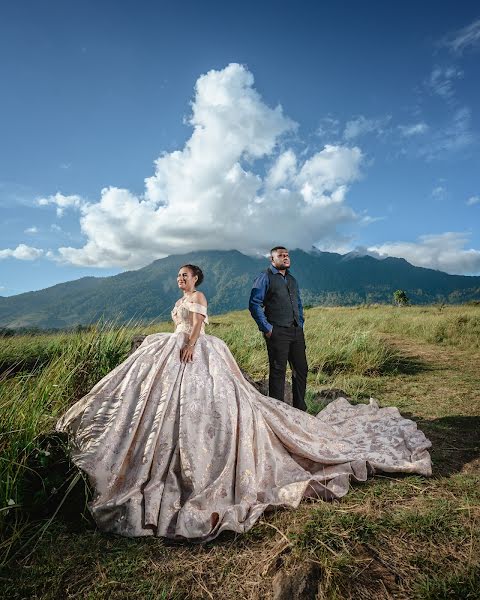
[180,343,195,363]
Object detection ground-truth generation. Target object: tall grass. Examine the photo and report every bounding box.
[0,304,479,597]
[0,333,69,375]
[0,321,151,537]
[324,304,480,350]
[208,309,408,381]
[1,305,478,559]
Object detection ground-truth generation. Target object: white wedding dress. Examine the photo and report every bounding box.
[57,297,432,541]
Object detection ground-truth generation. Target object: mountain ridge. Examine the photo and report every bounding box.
[1,249,479,329]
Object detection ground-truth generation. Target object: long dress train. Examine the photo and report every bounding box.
[56,298,432,541]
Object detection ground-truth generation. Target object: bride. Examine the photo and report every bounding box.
[57,264,432,542]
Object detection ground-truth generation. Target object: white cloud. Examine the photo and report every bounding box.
[37,192,84,217]
[297,145,362,199]
[343,115,390,140]
[265,150,297,188]
[0,244,44,261]
[46,63,366,268]
[317,116,340,139]
[418,107,474,159]
[440,18,480,55]
[398,122,428,136]
[24,226,39,234]
[359,215,385,226]
[426,65,463,101]
[466,195,480,206]
[348,246,385,259]
[431,185,446,200]
[368,232,480,275]
[51,223,63,232]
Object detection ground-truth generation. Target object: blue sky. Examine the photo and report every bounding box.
[1,1,479,296]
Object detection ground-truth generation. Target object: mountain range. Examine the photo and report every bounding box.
[1,249,479,329]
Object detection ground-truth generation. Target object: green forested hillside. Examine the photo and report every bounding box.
[0,249,479,328]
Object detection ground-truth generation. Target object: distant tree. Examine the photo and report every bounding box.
[393,289,410,306]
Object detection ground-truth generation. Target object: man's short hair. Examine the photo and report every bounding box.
[270,246,288,255]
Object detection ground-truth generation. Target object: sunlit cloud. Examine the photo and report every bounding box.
[0,244,44,261]
[39,64,367,268]
[37,193,85,217]
[368,232,480,275]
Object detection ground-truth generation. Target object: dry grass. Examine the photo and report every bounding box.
[1,304,479,599]
[2,476,478,599]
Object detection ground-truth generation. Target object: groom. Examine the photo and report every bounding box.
[249,246,308,411]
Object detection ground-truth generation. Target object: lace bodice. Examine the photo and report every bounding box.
[171,297,209,335]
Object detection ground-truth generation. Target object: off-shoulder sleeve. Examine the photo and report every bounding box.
[184,301,209,324]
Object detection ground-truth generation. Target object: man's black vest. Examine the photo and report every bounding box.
[264,269,300,327]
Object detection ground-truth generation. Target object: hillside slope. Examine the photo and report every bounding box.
[1,249,479,328]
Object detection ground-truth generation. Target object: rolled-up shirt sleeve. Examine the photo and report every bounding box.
[249,272,272,334]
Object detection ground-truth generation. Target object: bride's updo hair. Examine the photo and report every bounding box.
[181,264,204,286]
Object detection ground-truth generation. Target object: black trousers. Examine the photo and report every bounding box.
[265,325,308,411]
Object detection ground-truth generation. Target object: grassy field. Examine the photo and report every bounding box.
[0,305,479,599]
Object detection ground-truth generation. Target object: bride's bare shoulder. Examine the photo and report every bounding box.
[192,291,207,306]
